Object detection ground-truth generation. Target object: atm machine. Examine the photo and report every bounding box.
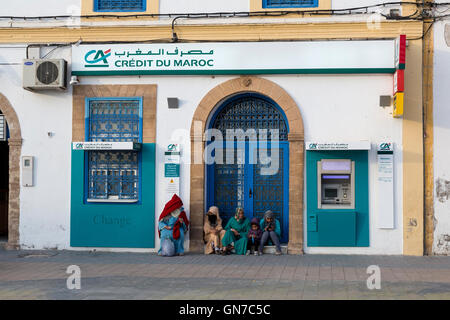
[306,150,369,247]
[318,159,355,209]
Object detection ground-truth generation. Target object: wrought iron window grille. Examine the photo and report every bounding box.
[94,0,146,12]
[86,98,142,201]
[263,0,318,9]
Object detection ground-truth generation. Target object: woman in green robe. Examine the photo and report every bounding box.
[221,207,251,255]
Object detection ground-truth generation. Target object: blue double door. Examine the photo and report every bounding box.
[207,141,289,243]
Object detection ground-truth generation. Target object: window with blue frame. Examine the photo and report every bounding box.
[263,0,318,8]
[86,98,142,201]
[94,0,146,12]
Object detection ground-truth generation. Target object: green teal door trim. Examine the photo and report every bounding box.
[70,143,156,248]
[306,150,369,247]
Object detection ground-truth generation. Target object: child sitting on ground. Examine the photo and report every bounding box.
[247,217,263,256]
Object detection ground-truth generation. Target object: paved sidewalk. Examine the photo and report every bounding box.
[0,250,449,300]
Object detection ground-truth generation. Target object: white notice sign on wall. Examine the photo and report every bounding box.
[377,142,394,229]
[164,144,181,203]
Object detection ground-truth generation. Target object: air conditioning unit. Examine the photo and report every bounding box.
[23,59,67,91]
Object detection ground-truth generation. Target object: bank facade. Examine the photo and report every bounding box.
[0,0,434,256]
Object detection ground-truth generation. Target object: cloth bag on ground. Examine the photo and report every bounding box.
[160,238,175,257]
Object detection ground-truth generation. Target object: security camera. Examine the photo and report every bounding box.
[70,75,79,85]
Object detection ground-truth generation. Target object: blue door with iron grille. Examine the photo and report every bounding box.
[206,94,289,243]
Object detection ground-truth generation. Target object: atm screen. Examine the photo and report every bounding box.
[319,160,353,208]
[324,188,338,198]
[322,175,350,180]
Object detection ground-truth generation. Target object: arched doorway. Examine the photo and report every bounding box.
[189,77,304,254]
[0,93,22,250]
[206,93,290,243]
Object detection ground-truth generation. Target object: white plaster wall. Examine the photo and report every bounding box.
[0,0,400,17]
[80,71,402,255]
[0,0,401,29]
[78,75,230,253]
[0,45,73,249]
[294,74,403,254]
[160,0,248,13]
[332,0,395,9]
[0,0,80,16]
[0,42,403,254]
[433,19,450,255]
[160,0,394,13]
[332,0,402,18]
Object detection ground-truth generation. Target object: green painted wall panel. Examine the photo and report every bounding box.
[306,150,369,247]
[70,143,155,248]
[318,211,356,246]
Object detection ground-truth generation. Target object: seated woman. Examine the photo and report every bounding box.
[204,206,226,254]
[221,207,250,255]
[158,194,190,256]
[259,210,282,255]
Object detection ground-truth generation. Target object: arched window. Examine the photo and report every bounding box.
[211,94,288,141]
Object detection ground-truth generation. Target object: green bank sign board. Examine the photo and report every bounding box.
[72,41,398,76]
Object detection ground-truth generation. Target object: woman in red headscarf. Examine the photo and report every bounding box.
[158,194,190,256]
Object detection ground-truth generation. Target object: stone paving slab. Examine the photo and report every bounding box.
[0,250,449,300]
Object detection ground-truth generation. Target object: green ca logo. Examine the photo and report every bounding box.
[379,143,391,151]
[309,143,317,149]
[84,49,111,68]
